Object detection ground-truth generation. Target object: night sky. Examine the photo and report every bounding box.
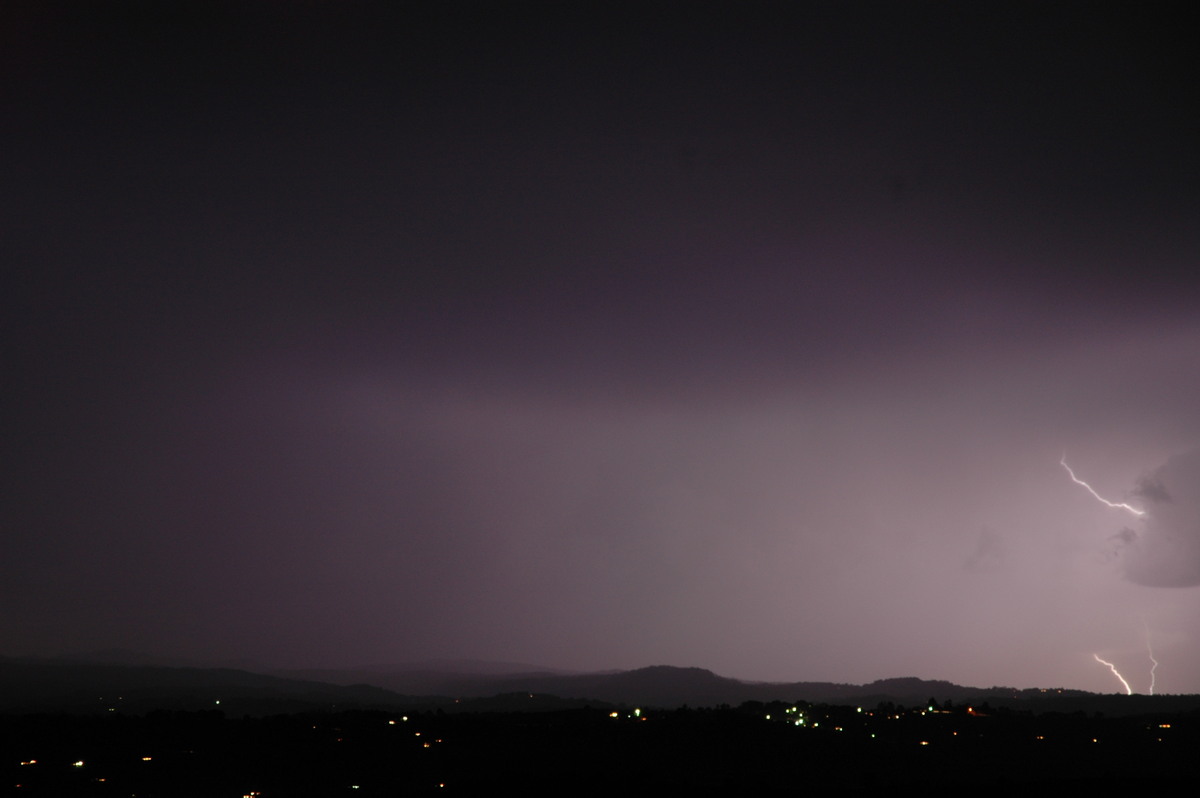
[6,2,1200,693]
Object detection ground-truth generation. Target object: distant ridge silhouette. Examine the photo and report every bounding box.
[5,655,1194,716]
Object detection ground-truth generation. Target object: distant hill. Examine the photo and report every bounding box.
[268,664,1200,715]
[0,655,419,715]
[7,655,1199,716]
[352,665,1097,709]
[271,662,1154,712]
[275,660,580,696]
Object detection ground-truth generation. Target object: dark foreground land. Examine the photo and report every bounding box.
[3,701,1196,796]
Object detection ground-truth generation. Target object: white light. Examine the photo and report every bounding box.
[1145,623,1159,696]
[1060,456,1144,516]
[1093,653,1133,695]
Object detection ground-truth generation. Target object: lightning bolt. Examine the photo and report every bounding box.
[1093,653,1133,695]
[1063,459,1154,695]
[1060,456,1145,517]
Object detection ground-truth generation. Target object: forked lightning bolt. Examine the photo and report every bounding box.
[1060,456,1145,517]
[1093,653,1133,695]
[1063,458,1157,695]
[1145,623,1158,696]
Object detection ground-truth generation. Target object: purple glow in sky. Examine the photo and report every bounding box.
[5,2,1200,693]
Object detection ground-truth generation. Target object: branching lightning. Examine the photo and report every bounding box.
[1062,458,1159,696]
[1092,653,1133,695]
[1060,456,1145,517]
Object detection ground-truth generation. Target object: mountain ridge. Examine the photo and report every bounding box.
[8,653,1190,717]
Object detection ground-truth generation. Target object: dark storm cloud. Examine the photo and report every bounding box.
[1121,451,1200,588]
[1103,528,1137,564]
[1134,475,1172,504]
